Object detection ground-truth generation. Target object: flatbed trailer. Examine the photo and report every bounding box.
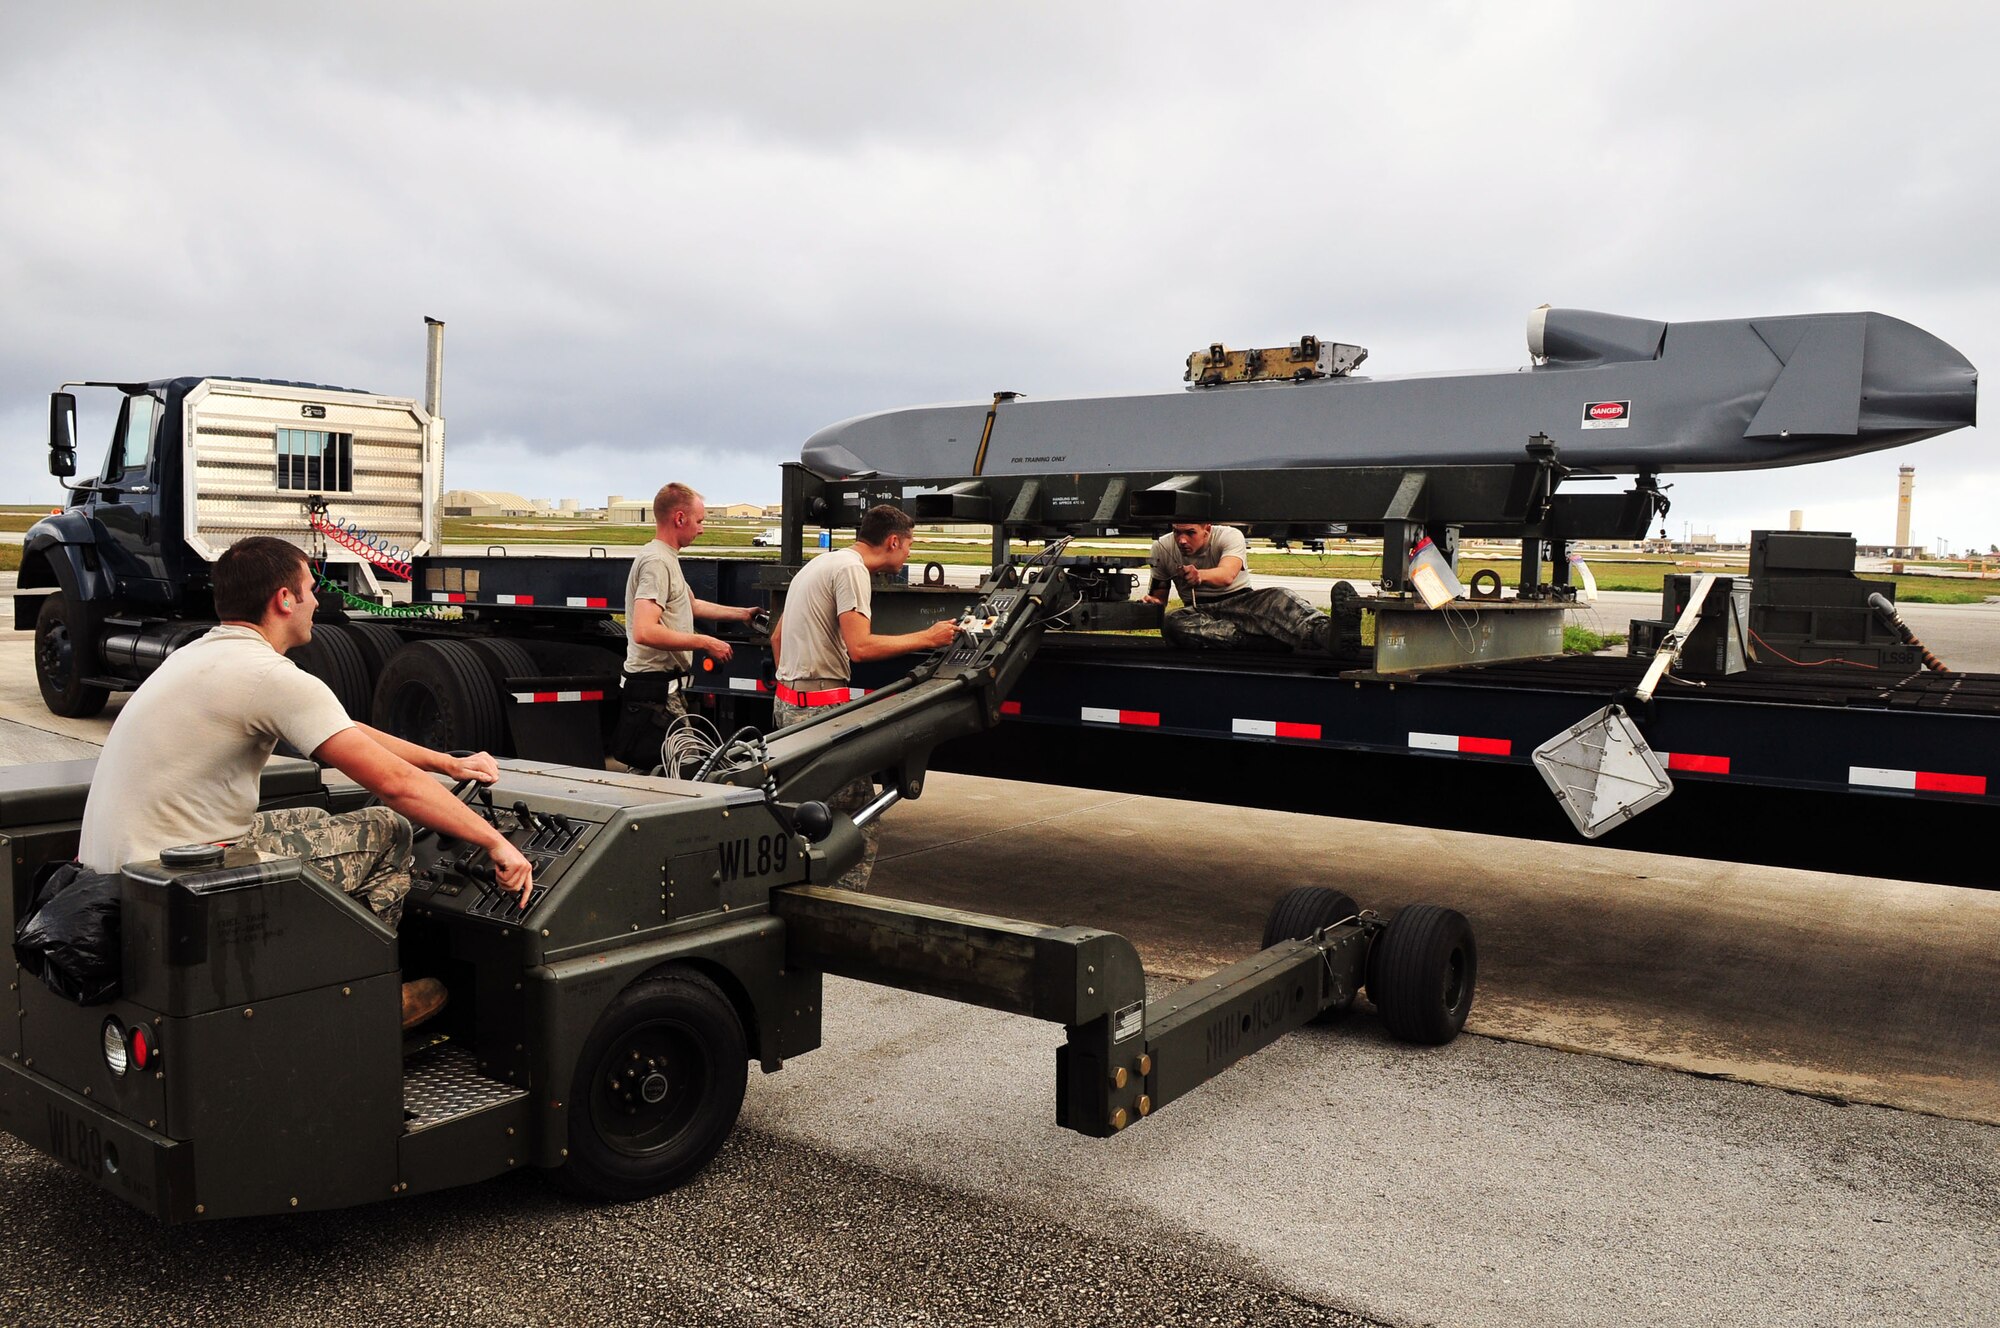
[361,536,2000,893]
[686,597,2000,891]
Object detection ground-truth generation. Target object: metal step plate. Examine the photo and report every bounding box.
[402,1044,524,1128]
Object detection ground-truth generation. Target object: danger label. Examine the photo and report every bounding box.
[1581,399,1632,430]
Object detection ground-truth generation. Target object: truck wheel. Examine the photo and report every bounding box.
[1366,904,1476,1045]
[556,970,748,1201]
[344,622,405,687]
[372,639,506,753]
[469,636,537,686]
[293,623,375,719]
[1262,886,1362,1019]
[34,594,110,718]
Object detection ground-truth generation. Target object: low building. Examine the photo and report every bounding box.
[443,489,542,518]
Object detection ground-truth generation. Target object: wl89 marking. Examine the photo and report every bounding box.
[47,1106,103,1180]
[717,833,789,881]
[1203,985,1300,1067]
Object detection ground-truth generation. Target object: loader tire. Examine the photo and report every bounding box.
[1366,904,1476,1046]
[1262,886,1363,1020]
[555,969,747,1202]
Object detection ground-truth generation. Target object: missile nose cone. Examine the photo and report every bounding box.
[1861,314,1978,436]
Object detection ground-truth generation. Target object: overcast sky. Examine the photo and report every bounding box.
[3,3,1993,548]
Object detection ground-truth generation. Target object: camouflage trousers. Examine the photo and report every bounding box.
[773,685,878,891]
[1162,586,1331,653]
[245,806,416,927]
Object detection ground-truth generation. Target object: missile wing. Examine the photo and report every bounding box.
[801,308,1976,481]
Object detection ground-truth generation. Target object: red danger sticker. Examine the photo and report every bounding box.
[1581,399,1632,429]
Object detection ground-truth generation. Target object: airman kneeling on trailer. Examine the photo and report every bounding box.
[1144,522,1333,653]
[768,504,958,889]
[611,482,760,772]
[76,536,533,1028]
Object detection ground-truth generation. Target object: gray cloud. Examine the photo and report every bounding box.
[2,2,1992,547]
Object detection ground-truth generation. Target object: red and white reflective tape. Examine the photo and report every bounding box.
[1850,766,1987,796]
[430,593,468,603]
[566,597,610,608]
[1082,706,1160,727]
[1409,731,1511,756]
[1000,701,1022,716]
[493,594,535,605]
[509,690,605,704]
[1232,717,1322,741]
[728,678,770,692]
[1659,751,1731,775]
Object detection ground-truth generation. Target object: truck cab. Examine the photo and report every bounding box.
[19,377,442,717]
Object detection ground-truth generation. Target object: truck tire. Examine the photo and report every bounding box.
[468,636,537,685]
[293,623,375,719]
[343,622,405,686]
[372,639,507,754]
[555,969,748,1202]
[1366,904,1476,1046]
[1262,886,1362,1019]
[34,594,110,718]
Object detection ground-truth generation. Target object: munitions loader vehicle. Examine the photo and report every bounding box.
[1,556,1476,1222]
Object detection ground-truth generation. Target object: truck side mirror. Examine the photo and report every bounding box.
[48,392,77,478]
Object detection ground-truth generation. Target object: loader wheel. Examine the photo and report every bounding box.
[372,639,507,753]
[556,970,748,1202]
[1262,886,1362,1020]
[34,594,110,718]
[1366,904,1476,1045]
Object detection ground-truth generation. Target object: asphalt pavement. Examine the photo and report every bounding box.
[1,578,1997,1327]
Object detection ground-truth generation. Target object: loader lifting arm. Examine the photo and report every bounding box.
[701,548,1478,1140]
[705,551,1081,810]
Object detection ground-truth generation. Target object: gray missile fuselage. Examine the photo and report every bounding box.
[801,309,1977,481]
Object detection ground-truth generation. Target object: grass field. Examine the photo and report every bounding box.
[12,509,1991,605]
[441,517,2000,603]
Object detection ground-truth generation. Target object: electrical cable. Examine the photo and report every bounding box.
[303,501,413,580]
[312,566,459,619]
[1747,627,1880,671]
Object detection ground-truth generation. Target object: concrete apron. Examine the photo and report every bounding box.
[7,598,1992,1128]
[872,771,2000,1126]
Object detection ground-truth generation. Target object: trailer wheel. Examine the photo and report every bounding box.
[556,970,748,1202]
[372,639,507,753]
[1366,904,1476,1045]
[1262,886,1362,1019]
[34,594,110,718]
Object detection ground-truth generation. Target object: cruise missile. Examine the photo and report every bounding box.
[801,309,1977,481]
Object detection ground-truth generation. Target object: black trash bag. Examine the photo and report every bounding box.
[12,861,123,1005]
